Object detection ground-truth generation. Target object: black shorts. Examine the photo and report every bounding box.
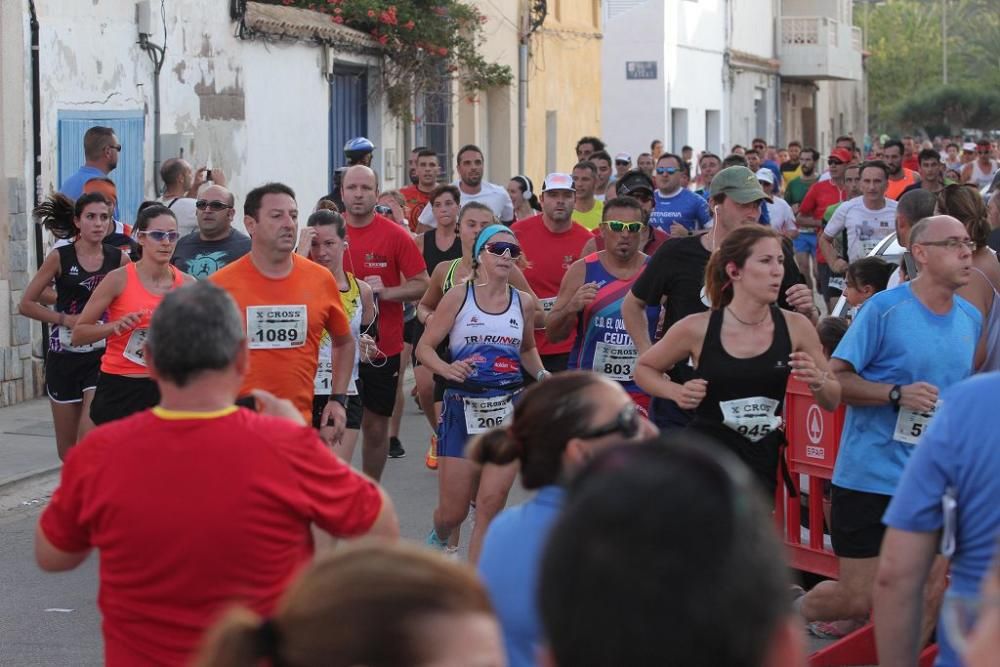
[311,392,364,430]
[358,354,401,417]
[818,263,845,300]
[90,372,160,425]
[404,317,420,346]
[830,485,892,559]
[45,350,101,403]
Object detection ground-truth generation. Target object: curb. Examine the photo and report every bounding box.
[0,464,62,494]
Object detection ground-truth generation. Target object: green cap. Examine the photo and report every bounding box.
[709,166,773,204]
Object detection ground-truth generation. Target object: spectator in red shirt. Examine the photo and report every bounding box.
[35,281,399,667]
[511,173,594,373]
[342,165,429,479]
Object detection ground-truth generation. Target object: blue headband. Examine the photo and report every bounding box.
[474,224,515,257]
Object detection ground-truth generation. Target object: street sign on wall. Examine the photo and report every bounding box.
[626,61,658,80]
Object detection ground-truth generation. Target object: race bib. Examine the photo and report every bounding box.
[894,400,941,446]
[720,396,782,443]
[123,328,149,366]
[247,305,307,349]
[593,341,637,381]
[313,358,332,395]
[463,394,515,434]
[539,297,556,313]
[860,238,880,257]
[56,324,104,353]
[828,276,846,292]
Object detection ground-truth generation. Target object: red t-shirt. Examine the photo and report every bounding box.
[799,180,848,265]
[400,185,433,232]
[903,155,920,172]
[39,407,382,667]
[344,213,426,357]
[511,214,593,356]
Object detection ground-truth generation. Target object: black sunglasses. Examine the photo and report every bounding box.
[374,204,394,216]
[195,200,233,211]
[578,403,640,440]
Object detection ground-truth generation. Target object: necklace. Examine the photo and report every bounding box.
[726,306,769,327]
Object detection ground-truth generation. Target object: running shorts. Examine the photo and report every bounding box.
[830,484,892,559]
[89,372,160,425]
[45,350,101,404]
[358,354,401,417]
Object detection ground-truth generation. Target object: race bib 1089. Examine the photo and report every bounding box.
[247,305,307,349]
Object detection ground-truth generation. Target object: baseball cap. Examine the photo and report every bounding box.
[828,148,852,164]
[615,170,654,197]
[543,172,575,192]
[709,166,772,203]
[962,142,976,152]
[614,152,632,163]
[754,168,775,185]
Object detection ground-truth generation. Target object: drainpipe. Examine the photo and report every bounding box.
[774,0,782,146]
[28,0,47,349]
[518,36,527,175]
[138,11,165,194]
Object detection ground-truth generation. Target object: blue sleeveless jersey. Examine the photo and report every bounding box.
[448,283,525,392]
[568,254,659,404]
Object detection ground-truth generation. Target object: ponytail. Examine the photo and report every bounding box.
[33,193,83,240]
[192,607,265,667]
[466,428,521,466]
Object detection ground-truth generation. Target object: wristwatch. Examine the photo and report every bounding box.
[328,393,348,409]
[888,384,902,410]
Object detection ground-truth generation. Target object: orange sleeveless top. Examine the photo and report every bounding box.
[101,263,185,376]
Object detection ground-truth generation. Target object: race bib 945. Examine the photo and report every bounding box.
[247,305,307,349]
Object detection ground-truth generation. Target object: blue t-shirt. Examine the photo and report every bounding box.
[649,188,711,233]
[60,165,121,219]
[883,373,1000,667]
[831,283,981,495]
[478,486,565,667]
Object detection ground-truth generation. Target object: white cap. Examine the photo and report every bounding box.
[614,152,632,163]
[963,142,977,152]
[543,172,575,192]
[755,168,775,185]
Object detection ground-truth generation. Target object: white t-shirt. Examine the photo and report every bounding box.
[159,196,198,237]
[765,197,798,235]
[417,181,514,228]
[824,196,898,262]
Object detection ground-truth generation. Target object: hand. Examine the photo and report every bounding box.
[61,314,79,328]
[569,282,600,312]
[789,352,824,386]
[319,400,347,446]
[296,227,315,257]
[669,222,690,238]
[899,382,939,412]
[784,283,815,316]
[442,359,475,383]
[112,311,143,335]
[250,388,306,426]
[191,167,208,190]
[674,378,708,410]
[358,333,379,361]
[364,275,386,294]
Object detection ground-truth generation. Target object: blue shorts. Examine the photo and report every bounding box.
[437,388,521,458]
[793,231,817,255]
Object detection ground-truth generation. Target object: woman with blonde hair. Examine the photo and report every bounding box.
[195,541,504,667]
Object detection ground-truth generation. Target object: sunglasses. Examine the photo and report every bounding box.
[827,159,844,166]
[108,144,122,152]
[483,241,522,259]
[602,220,644,233]
[374,204,394,216]
[624,190,653,202]
[195,199,233,211]
[578,403,640,440]
[615,160,630,166]
[655,166,680,175]
[138,230,180,243]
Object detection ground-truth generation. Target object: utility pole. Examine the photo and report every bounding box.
[942,0,948,84]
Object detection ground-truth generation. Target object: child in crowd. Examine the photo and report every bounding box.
[844,257,897,310]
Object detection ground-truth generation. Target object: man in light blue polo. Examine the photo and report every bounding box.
[798,215,981,635]
[60,126,120,201]
[648,152,711,237]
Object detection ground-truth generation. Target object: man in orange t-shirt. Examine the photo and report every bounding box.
[211,182,355,444]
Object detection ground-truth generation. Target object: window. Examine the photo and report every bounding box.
[671,108,688,153]
[705,110,721,154]
[416,70,452,182]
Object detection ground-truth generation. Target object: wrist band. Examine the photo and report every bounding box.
[536,369,551,382]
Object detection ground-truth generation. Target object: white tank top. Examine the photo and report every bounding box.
[448,283,524,390]
[314,273,363,396]
[969,160,999,190]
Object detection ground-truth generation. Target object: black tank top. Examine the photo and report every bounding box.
[688,305,792,494]
[50,243,121,352]
[421,230,462,273]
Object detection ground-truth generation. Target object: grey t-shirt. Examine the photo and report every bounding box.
[171,229,251,279]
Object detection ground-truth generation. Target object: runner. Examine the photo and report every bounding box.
[757,169,798,239]
[649,152,712,236]
[624,166,816,432]
[416,224,546,564]
[546,197,659,416]
[412,185,465,449]
[797,148,849,296]
[882,139,920,200]
[961,138,999,190]
[20,193,129,458]
[399,148,440,231]
[820,161,897,272]
[634,225,839,494]
[580,170,668,256]
[797,215,982,636]
[71,204,193,425]
[511,173,594,373]
[417,202,538,469]
[210,183,355,446]
[507,175,540,221]
[297,208,375,463]
[570,161,603,230]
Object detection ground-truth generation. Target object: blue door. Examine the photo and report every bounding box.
[57,110,145,228]
[329,67,369,191]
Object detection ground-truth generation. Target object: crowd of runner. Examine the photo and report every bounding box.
[16,124,1000,666]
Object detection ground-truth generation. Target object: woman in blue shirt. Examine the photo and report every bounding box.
[473,371,656,667]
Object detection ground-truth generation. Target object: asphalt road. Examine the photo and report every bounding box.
[0,398,528,665]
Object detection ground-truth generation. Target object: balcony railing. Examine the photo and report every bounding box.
[779,16,863,81]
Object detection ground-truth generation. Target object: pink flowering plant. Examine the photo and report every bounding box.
[268,0,513,118]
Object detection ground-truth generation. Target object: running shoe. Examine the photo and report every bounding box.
[426,527,448,550]
[443,545,460,560]
[425,434,438,470]
[389,436,406,459]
